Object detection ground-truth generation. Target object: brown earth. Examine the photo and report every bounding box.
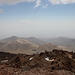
[0,41,62,54]
[37,43,64,52]
[0,49,75,75]
[0,36,66,54]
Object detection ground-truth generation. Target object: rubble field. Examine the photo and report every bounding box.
[0,49,75,75]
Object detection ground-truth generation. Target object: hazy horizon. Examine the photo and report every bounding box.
[0,35,75,40]
[0,0,75,39]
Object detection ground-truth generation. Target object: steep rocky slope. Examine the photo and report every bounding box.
[0,50,75,75]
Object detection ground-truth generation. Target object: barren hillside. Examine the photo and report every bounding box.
[0,50,75,75]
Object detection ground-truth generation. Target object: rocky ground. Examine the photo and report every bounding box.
[0,49,75,75]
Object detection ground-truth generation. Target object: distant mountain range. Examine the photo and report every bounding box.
[0,36,47,45]
[42,37,75,52]
[0,36,63,54]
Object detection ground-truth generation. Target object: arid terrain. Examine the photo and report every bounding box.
[0,36,65,54]
[0,0,75,74]
[0,36,75,75]
[42,37,75,52]
[0,49,75,75]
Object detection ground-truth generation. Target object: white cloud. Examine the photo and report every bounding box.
[61,0,75,4]
[43,4,48,8]
[0,0,75,8]
[35,0,41,7]
[0,0,41,8]
[0,8,4,13]
[0,0,35,5]
[48,0,60,4]
[48,0,75,4]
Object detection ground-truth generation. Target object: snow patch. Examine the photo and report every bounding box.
[45,57,54,61]
[1,60,8,63]
[29,57,33,60]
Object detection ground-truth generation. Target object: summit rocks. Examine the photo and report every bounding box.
[0,49,75,75]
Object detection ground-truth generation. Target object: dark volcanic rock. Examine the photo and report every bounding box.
[0,49,75,75]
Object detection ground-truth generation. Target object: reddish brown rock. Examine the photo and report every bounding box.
[0,49,75,75]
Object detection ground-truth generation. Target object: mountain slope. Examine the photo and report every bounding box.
[26,37,48,45]
[44,37,75,52]
[0,36,39,54]
[0,36,67,54]
[36,43,65,52]
[0,36,48,45]
[0,36,19,42]
[0,50,75,75]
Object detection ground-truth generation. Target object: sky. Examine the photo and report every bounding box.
[0,0,75,39]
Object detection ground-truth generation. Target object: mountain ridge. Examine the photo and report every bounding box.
[41,37,75,52]
[0,36,64,54]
